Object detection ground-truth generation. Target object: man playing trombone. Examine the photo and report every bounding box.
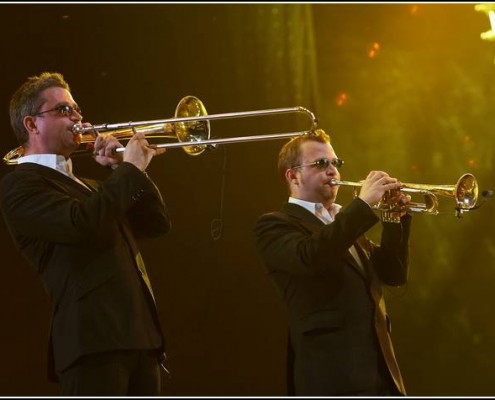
[0,72,170,395]
[254,129,413,396]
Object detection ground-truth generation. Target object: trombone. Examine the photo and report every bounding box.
[3,96,318,165]
[330,173,479,222]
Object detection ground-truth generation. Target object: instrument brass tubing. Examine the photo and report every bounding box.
[3,95,318,165]
[330,173,479,218]
[72,106,317,134]
[114,131,312,153]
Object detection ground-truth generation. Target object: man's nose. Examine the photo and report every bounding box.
[71,110,83,123]
[326,164,337,174]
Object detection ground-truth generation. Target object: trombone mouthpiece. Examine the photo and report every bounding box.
[72,124,84,135]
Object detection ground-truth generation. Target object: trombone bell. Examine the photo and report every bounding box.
[173,96,210,156]
[73,95,211,156]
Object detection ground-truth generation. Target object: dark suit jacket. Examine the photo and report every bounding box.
[254,198,411,396]
[0,161,171,381]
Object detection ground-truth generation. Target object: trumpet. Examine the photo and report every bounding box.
[3,96,318,165]
[330,173,479,222]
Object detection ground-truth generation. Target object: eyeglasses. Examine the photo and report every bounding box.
[33,104,82,118]
[292,157,344,170]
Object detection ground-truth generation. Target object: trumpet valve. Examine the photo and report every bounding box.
[380,211,402,224]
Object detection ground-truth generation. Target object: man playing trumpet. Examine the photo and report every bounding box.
[254,129,413,396]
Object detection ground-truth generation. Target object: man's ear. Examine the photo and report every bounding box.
[23,116,38,134]
[285,168,299,185]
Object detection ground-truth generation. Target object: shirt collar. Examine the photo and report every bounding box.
[288,197,342,222]
[17,154,74,178]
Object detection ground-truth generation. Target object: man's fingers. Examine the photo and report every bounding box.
[155,148,166,156]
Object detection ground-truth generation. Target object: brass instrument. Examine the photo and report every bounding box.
[330,173,479,222]
[3,96,318,165]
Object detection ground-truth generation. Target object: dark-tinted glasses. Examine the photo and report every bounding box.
[33,104,82,118]
[293,157,344,170]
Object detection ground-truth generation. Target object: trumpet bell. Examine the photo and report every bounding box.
[400,172,479,215]
[331,173,480,222]
[174,96,210,156]
[454,173,478,211]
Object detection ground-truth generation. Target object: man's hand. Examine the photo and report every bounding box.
[358,171,403,207]
[92,132,124,168]
[123,131,166,171]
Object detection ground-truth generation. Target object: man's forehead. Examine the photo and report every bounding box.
[301,140,335,154]
[40,87,74,103]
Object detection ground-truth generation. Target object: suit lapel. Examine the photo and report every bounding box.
[353,238,374,280]
[354,238,406,394]
[79,177,100,193]
[281,203,367,279]
[281,202,322,232]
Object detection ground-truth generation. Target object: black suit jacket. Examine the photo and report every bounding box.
[254,198,411,396]
[0,161,171,380]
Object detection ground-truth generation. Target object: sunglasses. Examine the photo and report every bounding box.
[33,104,82,118]
[292,157,344,170]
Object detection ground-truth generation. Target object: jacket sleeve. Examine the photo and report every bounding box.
[254,198,380,276]
[368,214,412,286]
[126,172,171,238]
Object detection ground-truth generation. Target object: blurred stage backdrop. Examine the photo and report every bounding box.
[0,3,494,396]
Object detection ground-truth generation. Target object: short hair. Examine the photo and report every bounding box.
[277,128,331,181]
[9,72,71,145]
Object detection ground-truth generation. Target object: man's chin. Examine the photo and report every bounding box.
[73,133,82,146]
[323,187,338,201]
[66,141,81,155]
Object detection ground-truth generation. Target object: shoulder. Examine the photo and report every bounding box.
[0,165,73,205]
[258,210,289,221]
[255,207,303,237]
[256,202,315,226]
[1,163,46,181]
[0,167,32,190]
